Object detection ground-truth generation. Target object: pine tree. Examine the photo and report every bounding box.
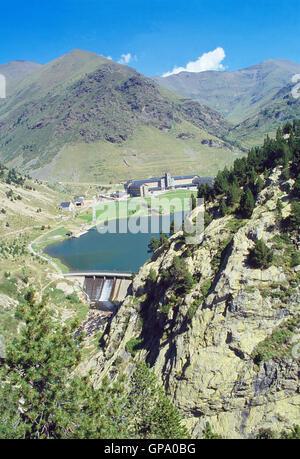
[170,219,175,235]
[191,193,197,210]
[159,230,169,248]
[204,211,213,228]
[202,422,223,439]
[293,173,300,199]
[287,201,300,231]
[255,176,264,195]
[248,239,273,269]
[148,236,161,254]
[171,256,194,294]
[213,167,230,195]
[126,362,189,439]
[220,200,228,217]
[240,187,255,218]
[247,167,258,191]
[197,184,206,198]
[276,198,283,219]
[0,292,128,439]
[161,256,194,295]
[227,182,242,206]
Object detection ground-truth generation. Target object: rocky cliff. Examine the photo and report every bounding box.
[77,166,299,439]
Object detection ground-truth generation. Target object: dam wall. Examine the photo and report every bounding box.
[64,272,132,310]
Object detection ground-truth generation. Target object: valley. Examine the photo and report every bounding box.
[154,59,300,148]
[0,50,238,182]
[0,48,299,440]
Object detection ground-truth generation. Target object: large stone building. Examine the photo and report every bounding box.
[124,173,214,197]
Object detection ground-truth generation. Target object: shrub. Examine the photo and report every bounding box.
[125,337,143,356]
[204,211,213,228]
[148,268,157,284]
[127,361,189,439]
[255,175,264,194]
[202,422,223,439]
[191,193,197,210]
[159,303,171,316]
[220,200,228,217]
[201,279,212,297]
[280,425,300,439]
[66,292,81,303]
[147,231,169,254]
[169,256,195,295]
[289,201,300,231]
[290,251,300,267]
[187,299,201,321]
[281,168,290,181]
[255,428,276,439]
[276,199,283,218]
[248,239,273,269]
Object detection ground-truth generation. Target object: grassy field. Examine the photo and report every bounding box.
[32,124,242,183]
[0,50,237,184]
[79,189,197,225]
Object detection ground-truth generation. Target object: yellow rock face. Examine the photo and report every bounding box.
[80,167,300,438]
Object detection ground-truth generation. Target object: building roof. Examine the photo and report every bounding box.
[60,202,72,208]
[125,174,214,191]
[174,183,195,188]
[127,177,162,187]
[173,174,199,180]
[128,174,200,187]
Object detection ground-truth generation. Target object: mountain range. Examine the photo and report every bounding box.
[0,60,42,94]
[153,59,300,121]
[154,59,300,148]
[0,50,237,182]
[0,51,299,181]
[225,80,300,147]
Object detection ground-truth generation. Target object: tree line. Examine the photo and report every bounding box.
[198,120,300,224]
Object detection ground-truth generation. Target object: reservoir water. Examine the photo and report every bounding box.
[44,213,186,273]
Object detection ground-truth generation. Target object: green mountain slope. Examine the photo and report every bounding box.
[153,59,300,123]
[0,50,239,182]
[0,60,42,94]
[225,83,300,148]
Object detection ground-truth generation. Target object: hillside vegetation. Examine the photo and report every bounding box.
[0,50,238,182]
[83,121,300,438]
[0,51,299,437]
[225,83,300,148]
[0,60,42,95]
[153,59,300,123]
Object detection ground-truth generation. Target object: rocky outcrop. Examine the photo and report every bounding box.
[0,293,18,311]
[79,167,300,438]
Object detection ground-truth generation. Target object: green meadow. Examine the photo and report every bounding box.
[79,189,197,225]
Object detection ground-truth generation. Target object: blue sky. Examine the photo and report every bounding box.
[1,0,300,75]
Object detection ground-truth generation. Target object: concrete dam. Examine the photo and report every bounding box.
[64,271,132,310]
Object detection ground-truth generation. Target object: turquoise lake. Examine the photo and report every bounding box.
[44,213,186,273]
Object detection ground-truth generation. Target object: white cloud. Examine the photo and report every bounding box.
[0,74,6,99]
[118,53,137,65]
[162,47,226,77]
[106,55,113,61]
